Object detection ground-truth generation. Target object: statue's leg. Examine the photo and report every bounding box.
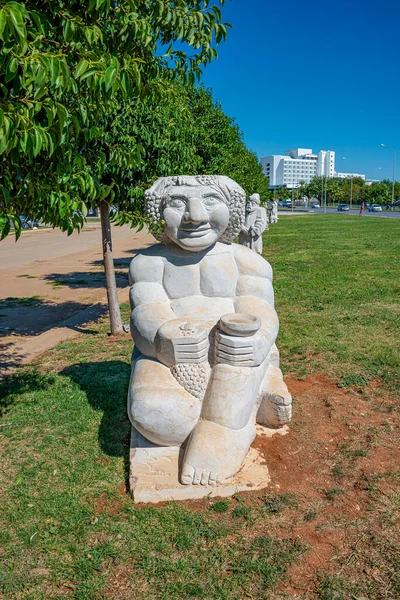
[253,235,263,254]
[256,363,292,428]
[181,358,268,485]
[127,353,202,447]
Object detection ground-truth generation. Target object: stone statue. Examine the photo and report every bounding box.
[238,193,268,254]
[127,175,291,488]
[270,200,279,224]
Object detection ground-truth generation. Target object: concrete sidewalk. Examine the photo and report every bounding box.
[1,225,154,377]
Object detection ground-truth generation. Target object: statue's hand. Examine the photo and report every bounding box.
[156,320,209,367]
[215,329,270,367]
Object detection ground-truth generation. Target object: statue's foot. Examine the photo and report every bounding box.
[256,365,292,428]
[180,419,256,486]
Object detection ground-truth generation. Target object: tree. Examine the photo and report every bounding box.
[0,1,229,333]
[303,176,325,200]
[368,182,391,206]
[186,86,269,201]
[108,83,269,223]
[326,178,345,204]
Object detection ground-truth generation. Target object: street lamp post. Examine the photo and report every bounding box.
[291,177,294,213]
[321,175,327,214]
[342,157,354,209]
[381,144,396,209]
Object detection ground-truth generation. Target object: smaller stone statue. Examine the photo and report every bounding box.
[239,193,268,254]
[269,200,278,224]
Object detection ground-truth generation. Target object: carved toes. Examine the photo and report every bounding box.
[181,465,195,485]
[180,465,222,486]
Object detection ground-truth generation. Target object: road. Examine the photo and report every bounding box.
[282,207,400,218]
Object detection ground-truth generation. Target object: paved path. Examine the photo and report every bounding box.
[0,224,154,376]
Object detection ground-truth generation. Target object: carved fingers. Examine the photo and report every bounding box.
[215,330,269,367]
[173,334,209,364]
[156,320,209,366]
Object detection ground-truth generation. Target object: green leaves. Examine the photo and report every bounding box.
[5,56,17,82]
[0,0,230,240]
[103,65,118,92]
[50,57,60,86]
[0,11,6,38]
[7,3,25,38]
[0,2,27,45]
[32,129,42,157]
[75,60,89,79]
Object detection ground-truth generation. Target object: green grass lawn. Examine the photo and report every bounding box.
[0,215,399,599]
[269,215,400,390]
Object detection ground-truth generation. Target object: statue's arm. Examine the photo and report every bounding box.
[130,281,208,366]
[234,295,279,351]
[216,245,278,364]
[129,281,176,359]
[252,207,268,235]
[215,294,279,367]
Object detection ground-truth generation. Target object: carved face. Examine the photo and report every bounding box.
[246,199,259,212]
[162,185,230,251]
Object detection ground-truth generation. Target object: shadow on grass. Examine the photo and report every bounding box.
[0,370,56,416]
[61,361,131,486]
[0,361,132,485]
[0,340,29,376]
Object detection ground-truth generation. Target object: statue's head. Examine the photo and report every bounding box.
[145,175,246,251]
[246,193,261,212]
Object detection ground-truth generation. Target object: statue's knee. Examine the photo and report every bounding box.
[128,387,201,447]
[255,364,292,428]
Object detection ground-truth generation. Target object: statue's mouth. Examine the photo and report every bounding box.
[179,224,211,238]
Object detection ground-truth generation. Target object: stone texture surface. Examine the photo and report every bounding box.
[269,200,279,223]
[129,425,289,503]
[127,176,292,493]
[238,193,268,254]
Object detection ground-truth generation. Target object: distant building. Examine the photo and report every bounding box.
[335,172,366,181]
[261,148,365,189]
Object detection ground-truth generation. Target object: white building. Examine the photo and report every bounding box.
[335,172,366,181]
[261,148,364,189]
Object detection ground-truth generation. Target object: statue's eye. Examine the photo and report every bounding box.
[203,196,220,208]
[168,198,185,209]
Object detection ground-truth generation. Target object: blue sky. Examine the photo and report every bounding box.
[199,0,400,180]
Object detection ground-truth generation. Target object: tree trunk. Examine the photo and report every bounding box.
[99,199,124,335]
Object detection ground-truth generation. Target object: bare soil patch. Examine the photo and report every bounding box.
[116,373,399,598]
[94,372,399,598]
[254,373,399,596]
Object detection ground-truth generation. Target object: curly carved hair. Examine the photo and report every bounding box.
[144,175,246,244]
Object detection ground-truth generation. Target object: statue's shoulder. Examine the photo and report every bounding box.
[129,244,167,285]
[233,243,273,280]
[258,206,267,218]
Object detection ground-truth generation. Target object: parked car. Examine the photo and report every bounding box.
[19,216,39,229]
[311,202,320,209]
[281,199,293,208]
[368,204,383,212]
[337,204,350,212]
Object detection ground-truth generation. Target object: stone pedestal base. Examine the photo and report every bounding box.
[129,424,288,504]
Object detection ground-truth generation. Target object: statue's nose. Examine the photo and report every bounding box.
[184,198,208,223]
